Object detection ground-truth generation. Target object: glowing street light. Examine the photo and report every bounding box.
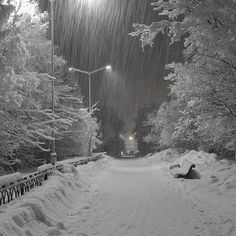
[106,65,112,70]
[48,0,109,162]
[129,136,133,141]
[69,65,112,155]
[69,65,112,110]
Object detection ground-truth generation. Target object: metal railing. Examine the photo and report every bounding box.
[0,153,104,206]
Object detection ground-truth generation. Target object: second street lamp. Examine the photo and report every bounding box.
[69,65,112,155]
[69,65,112,110]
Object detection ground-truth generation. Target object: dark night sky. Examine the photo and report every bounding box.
[40,0,183,134]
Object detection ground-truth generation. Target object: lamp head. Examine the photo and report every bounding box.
[69,67,73,72]
[106,65,112,70]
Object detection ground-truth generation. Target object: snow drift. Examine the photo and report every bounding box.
[147,149,236,235]
[0,157,110,236]
[0,173,22,187]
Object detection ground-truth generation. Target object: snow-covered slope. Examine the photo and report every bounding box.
[0,157,110,236]
[0,172,22,187]
[1,152,235,236]
[147,149,236,235]
[145,148,180,163]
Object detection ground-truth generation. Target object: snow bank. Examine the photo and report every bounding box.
[180,153,236,235]
[0,171,83,236]
[56,153,105,166]
[61,164,79,176]
[76,155,110,178]
[146,149,180,164]
[0,172,22,187]
[0,156,110,236]
[171,150,217,166]
[149,149,236,235]
[149,149,236,196]
[37,164,53,172]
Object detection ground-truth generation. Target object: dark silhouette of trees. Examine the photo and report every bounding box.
[133,104,158,156]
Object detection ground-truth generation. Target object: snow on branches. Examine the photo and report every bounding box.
[132,0,236,154]
[0,0,101,163]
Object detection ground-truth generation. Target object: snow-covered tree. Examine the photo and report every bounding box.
[0,0,101,167]
[96,106,125,155]
[131,0,236,155]
[133,104,158,155]
[56,107,101,157]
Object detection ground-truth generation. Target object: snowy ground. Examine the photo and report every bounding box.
[0,151,235,236]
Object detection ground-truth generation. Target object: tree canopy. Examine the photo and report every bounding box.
[0,0,100,170]
[131,0,236,156]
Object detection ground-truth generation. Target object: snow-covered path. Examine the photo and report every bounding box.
[64,158,209,236]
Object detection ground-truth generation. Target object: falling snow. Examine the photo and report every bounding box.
[39,0,183,132]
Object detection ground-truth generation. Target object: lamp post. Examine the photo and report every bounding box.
[69,65,112,110]
[69,65,112,155]
[50,0,57,164]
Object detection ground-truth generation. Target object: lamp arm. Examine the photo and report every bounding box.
[71,68,90,75]
[89,66,107,75]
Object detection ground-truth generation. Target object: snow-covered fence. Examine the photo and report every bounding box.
[0,168,54,206]
[0,153,104,206]
[0,172,22,187]
[37,163,53,172]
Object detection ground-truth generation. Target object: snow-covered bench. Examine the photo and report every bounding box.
[169,159,195,178]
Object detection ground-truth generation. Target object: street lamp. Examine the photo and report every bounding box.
[49,0,109,161]
[69,65,112,155]
[69,65,112,110]
[106,65,112,70]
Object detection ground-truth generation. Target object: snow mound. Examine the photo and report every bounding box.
[167,150,236,194]
[0,172,22,187]
[77,156,111,178]
[173,150,217,166]
[0,171,83,236]
[151,149,236,235]
[163,150,236,235]
[0,156,110,236]
[146,149,180,164]
[61,164,79,176]
[37,164,53,172]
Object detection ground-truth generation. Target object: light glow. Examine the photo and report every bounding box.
[83,0,103,7]
[129,136,133,141]
[106,65,112,70]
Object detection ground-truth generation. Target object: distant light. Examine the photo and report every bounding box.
[106,65,112,70]
[85,0,95,4]
[85,0,101,7]
[129,136,133,141]
[69,67,73,71]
